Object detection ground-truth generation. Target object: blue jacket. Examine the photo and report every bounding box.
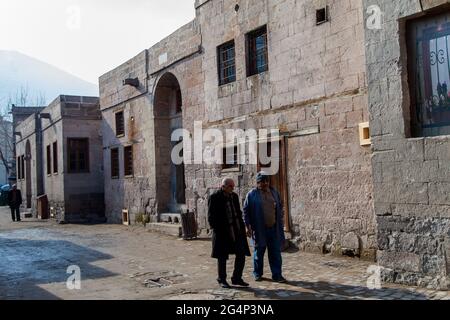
[243,187,285,248]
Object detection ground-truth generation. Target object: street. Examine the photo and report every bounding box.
[0,206,448,300]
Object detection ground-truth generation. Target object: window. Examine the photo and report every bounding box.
[21,155,25,179]
[408,12,450,137]
[46,145,51,175]
[111,148,119,178]
[218,41,236,85]
[316,7,329,25]
[67,138,89,173]
[115,111,125,137]
[176,89,182,114]
[247,26,269,76]
[17,156,21,180]
[124,145,134,176]
[222,145,239,170]
[53,141,58,173]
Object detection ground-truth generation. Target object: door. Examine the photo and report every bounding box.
[258,136,290,232]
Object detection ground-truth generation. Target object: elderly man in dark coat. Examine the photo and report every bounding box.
[208,178,251,288]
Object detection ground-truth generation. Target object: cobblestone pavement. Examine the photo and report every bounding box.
[0,206,449,300]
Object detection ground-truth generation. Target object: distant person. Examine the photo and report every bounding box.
[208,178,251,289]
[244,172,287,283]
[7,184,22,222]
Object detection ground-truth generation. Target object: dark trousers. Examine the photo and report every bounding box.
[10,206,21,221]
[218,255,245,282]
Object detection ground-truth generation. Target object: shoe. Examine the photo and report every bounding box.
[218,280,231,289]
[272,276,288,283]
[232,279,250,287]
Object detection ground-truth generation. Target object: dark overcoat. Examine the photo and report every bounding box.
[7,189,22,209]
[208,190,251,259]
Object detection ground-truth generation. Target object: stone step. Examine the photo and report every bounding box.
[148,223,182,238]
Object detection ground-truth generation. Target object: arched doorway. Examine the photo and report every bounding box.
[25,140,32,208]
[154,73,186,214]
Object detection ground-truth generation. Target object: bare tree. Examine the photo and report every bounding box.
[0,85,46,179]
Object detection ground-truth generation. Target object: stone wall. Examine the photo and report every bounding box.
[15,113,42,215]
[193,0,376,258]
[363,0,450,289]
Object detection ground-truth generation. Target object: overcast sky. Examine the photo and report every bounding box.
[0,0,195,84]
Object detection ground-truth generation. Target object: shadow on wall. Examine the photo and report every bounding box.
[102,118,126,224]
[0,231,117,300]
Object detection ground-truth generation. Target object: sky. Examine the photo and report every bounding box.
[0,0,195,84]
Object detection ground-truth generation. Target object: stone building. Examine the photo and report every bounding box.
[362,0,450,289]
[15,95,104,222]
[0,116,13,184]
[100,0,375,258]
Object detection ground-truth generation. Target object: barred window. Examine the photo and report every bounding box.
[115,111,125,137]
[409,12,450,137]
[124,145,134,177]
[222,145,238,170]
[218,41,236,85]
[111,148,119,178]
[247,26,268,76]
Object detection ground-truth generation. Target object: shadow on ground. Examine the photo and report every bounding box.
[0,231,117,300]
[233,279,429,300]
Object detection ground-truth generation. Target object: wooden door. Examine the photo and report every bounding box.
[258,137,290,232]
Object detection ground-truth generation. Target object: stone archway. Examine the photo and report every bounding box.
[25,140,32,209]
[153,72,186,215]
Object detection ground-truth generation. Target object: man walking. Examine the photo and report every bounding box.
[208,178,251,288]
[7,184,22,222]
[244,172,287,283]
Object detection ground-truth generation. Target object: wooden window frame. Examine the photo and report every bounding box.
[110,147,119,179]
[217,40,236,86]
[222,145,239,170]
[67,138,90,174]
[246,25,269,77]
[46,145,51,175]
[124,145,134,177]
[115,110,125,137]
[53,141,58,174]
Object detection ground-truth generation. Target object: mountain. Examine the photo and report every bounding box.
[0,50,98,105]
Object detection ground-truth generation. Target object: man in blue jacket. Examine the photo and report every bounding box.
[244,172,287,283]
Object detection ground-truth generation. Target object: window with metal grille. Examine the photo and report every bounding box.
[124,145,133,176]
[111,148,119,178]
[218,41,236,85]
[46,145,51,175]
[67,138,89,173]
[247,26,268,76]
[53,141,58,173]
[408,12,450,137]
[115,111,125,137]
[222,145,239,170]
